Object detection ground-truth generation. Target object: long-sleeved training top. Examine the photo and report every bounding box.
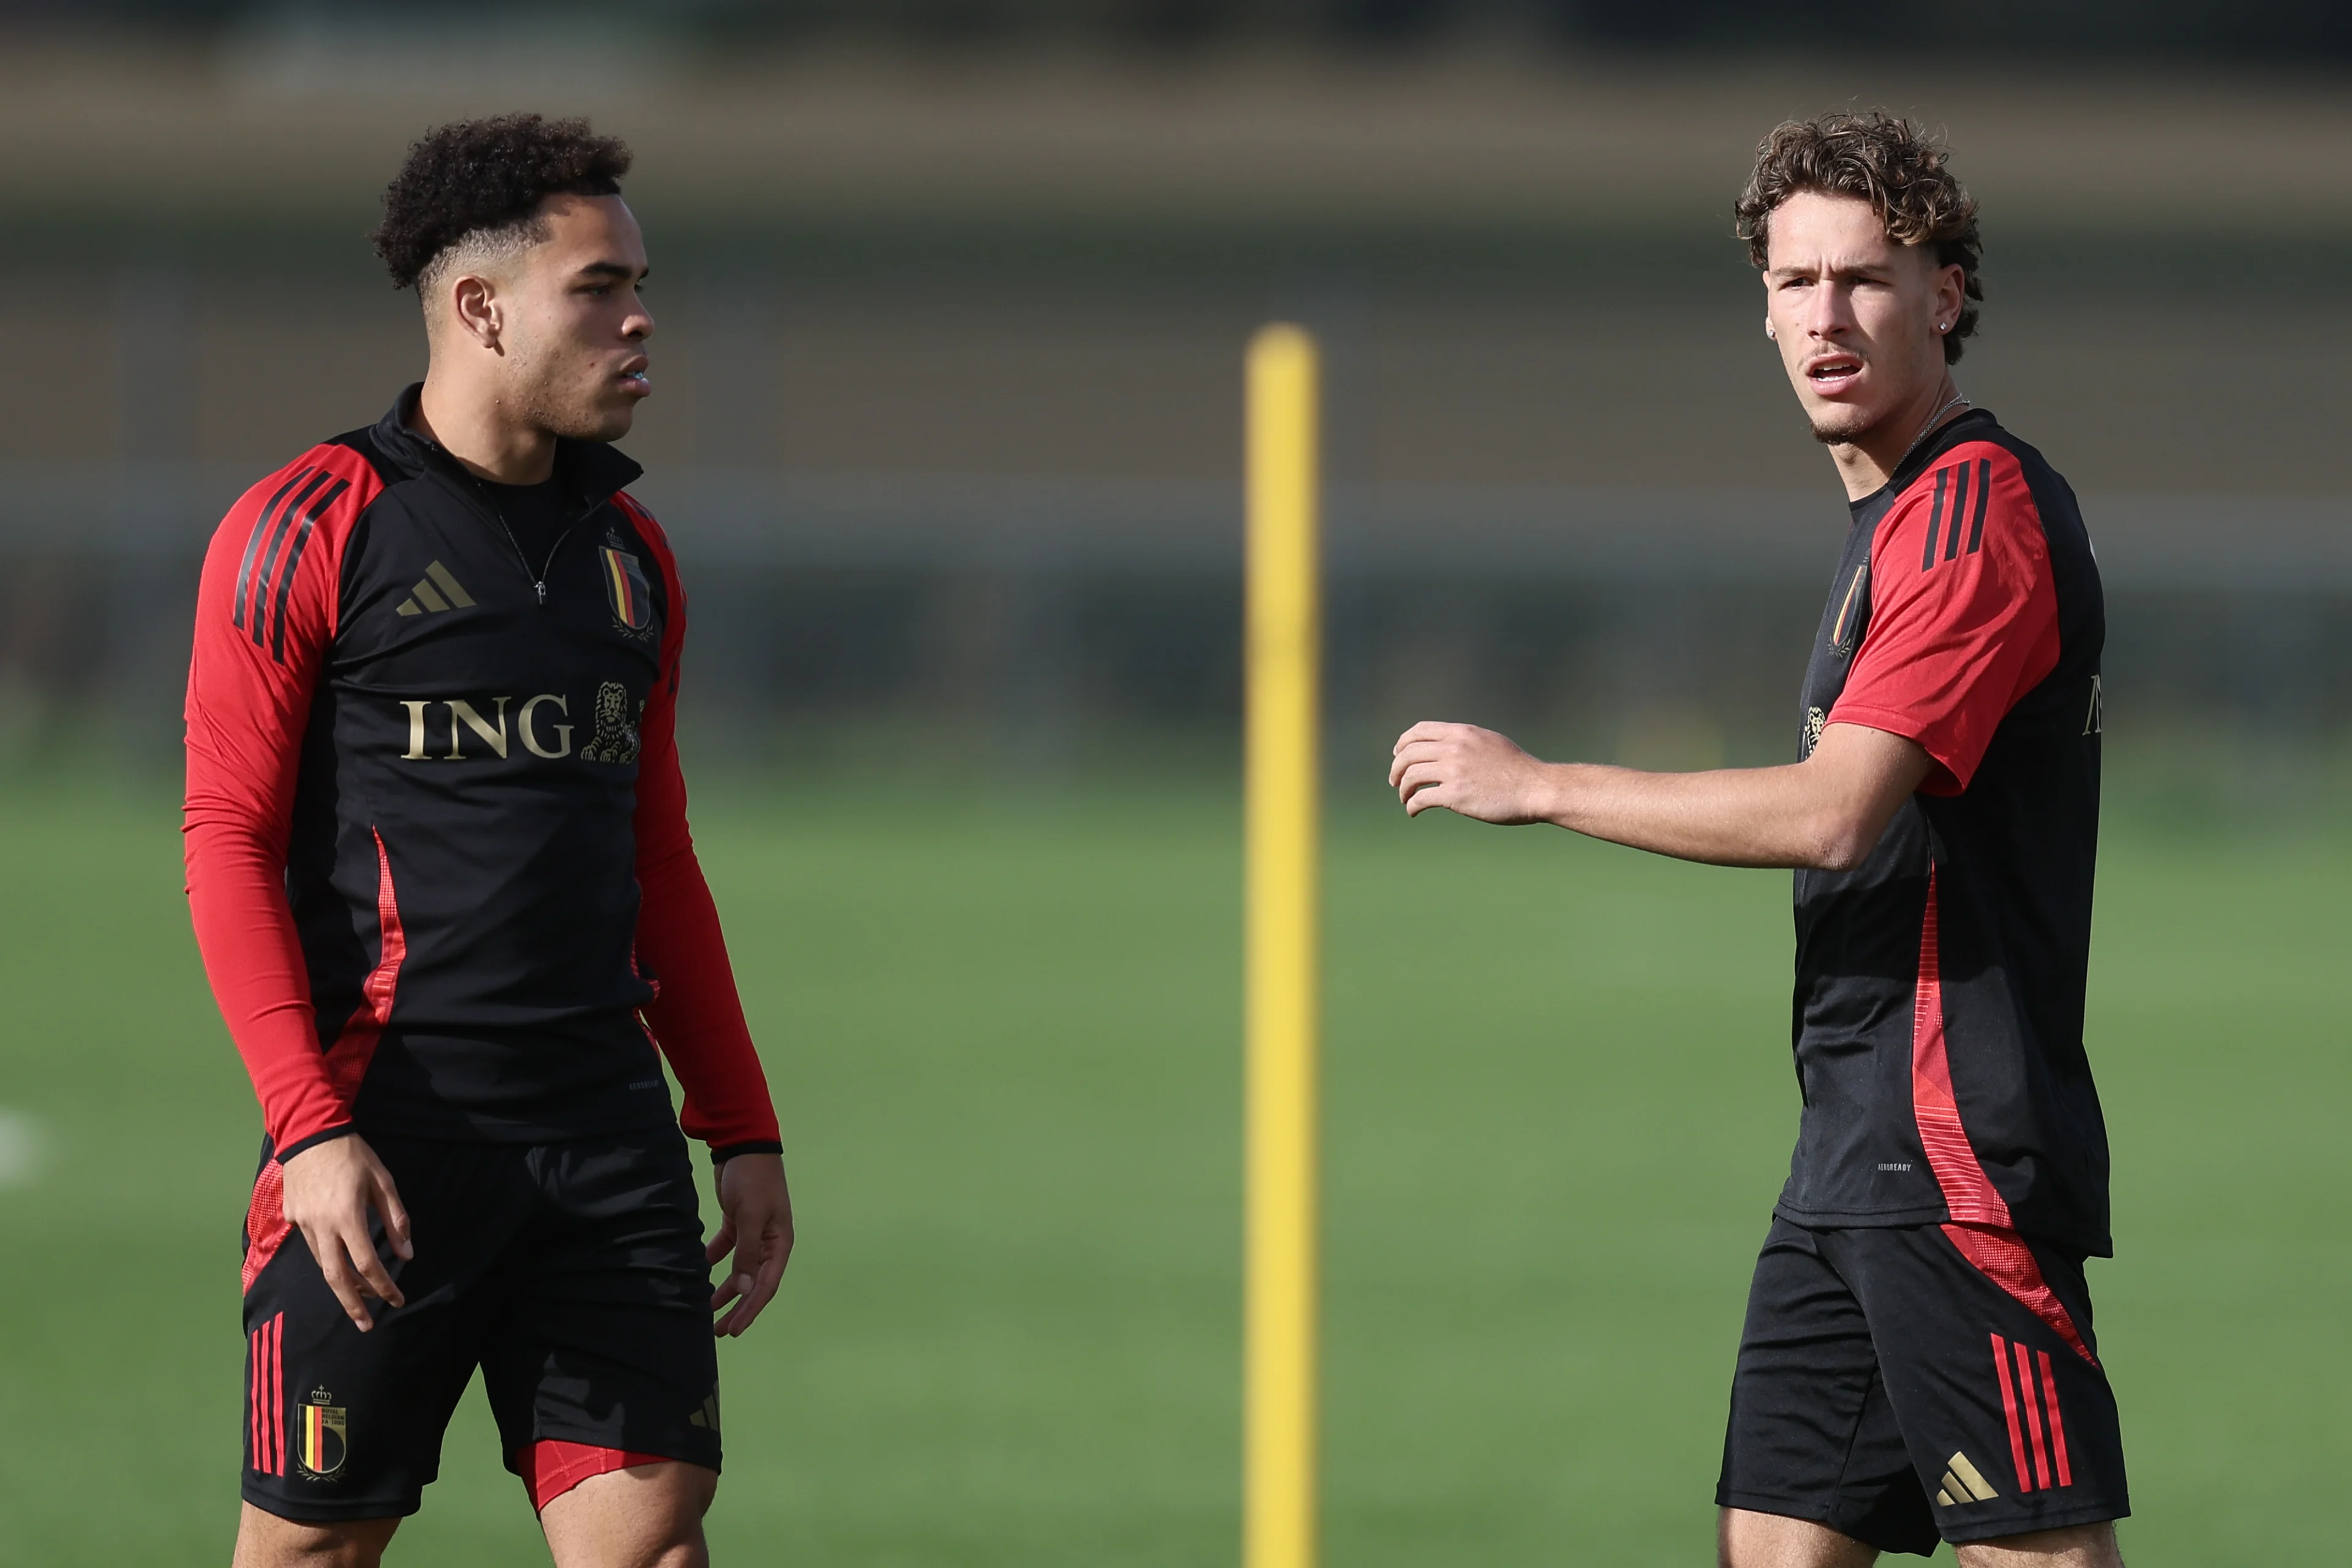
[184,386,781,1165]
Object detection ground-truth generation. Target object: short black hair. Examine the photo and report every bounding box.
[369,114,633,292]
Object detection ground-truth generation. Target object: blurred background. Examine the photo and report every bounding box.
[6,0,2352,800]
[0,4,2345,1565]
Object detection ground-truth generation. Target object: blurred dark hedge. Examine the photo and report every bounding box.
[9,0,2351,58]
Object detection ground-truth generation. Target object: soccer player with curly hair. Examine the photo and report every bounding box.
[185,115,793,1567]
[1390,113,2125,1566]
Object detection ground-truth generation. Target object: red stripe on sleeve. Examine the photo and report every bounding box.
[1829,442,2060,794]
[184,445,383,1153]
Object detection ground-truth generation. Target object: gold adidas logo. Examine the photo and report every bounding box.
[687,1391,721,1433]
[396,561,477,617]
[1935,1450,2000,1507]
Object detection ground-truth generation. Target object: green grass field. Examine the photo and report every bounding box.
[0,778,2340,1564]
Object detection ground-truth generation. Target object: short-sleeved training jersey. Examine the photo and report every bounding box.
[184,386,780,1165]
[1781,408,2110,1256]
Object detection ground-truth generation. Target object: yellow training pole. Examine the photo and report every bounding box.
[1244,323,1320,1568]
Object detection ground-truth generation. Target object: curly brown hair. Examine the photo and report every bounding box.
[369,114,633,292]
[1734,111,1982,364]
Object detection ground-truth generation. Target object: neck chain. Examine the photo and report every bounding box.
[1894,386,1971,473]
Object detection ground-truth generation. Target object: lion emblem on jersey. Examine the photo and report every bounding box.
[580,681,643,765]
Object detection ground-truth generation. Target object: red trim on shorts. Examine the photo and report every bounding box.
[271,1312,285,1476]
[1992,1333,2033,1492]
[2013,1338,2053,1488]
[248,1310,285,1477]
[517,1440,673,1512]
[2037,1349,2074,1487]
[1942,1222,2098,1368]
[248,1324,262,1472]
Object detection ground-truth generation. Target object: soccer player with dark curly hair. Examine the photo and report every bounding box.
[1389,113,2125,1566]
[184,114,793,1566]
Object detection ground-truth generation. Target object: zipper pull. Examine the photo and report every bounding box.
[535,581,548,605]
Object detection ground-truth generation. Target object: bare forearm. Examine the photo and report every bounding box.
[1531,760,1868,869]
[1390,720,1932,870]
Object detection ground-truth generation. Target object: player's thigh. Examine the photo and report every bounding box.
[1718,1217,1940,1559]
[539,1460,718,1568]
[481,1131,722,1491]
[240,1137,519,1523]
[1825,1224,2128,1550]
[232,1502,401,1568]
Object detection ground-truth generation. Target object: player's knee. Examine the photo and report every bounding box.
[232,1504,399,1567]
[1953,1520,2122,1566]
[646,1537,709,1568]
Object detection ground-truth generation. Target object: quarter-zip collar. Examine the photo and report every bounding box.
[370,383,644,510]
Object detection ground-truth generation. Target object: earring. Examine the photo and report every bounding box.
[1937,322,1950,333]
[1766,323,1777,339]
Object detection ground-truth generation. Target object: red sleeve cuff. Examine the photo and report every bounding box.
[1821,703,1972,795]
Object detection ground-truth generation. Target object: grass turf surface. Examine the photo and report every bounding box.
[0,780,2340,1563]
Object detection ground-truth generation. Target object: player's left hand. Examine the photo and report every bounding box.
[708,1152,794,1338]
[1389,721,1560,823]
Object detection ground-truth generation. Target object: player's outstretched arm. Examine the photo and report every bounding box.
[1388,719,1931,871]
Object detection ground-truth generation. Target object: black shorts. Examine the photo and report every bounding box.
[239,1129,722,1521]
[1717,1216,2129,1556]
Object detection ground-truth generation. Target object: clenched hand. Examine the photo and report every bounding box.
[1389,721,1559,823]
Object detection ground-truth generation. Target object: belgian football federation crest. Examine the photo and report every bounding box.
[600,545,656,639]
[295,1389,348,1480]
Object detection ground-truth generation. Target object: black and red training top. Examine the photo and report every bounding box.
[1783,408,2110,1256]
[184,386,781,1165]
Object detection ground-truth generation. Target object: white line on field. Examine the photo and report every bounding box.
[0,1107,45,1187]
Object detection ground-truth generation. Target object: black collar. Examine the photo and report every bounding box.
[369,383,644,506]
[1853,405,1997,515]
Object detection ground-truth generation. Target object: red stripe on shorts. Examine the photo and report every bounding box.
[2014,1337,2052,1489]
[2037,1348,2073,1487]
[1992,1333,2033,1493]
